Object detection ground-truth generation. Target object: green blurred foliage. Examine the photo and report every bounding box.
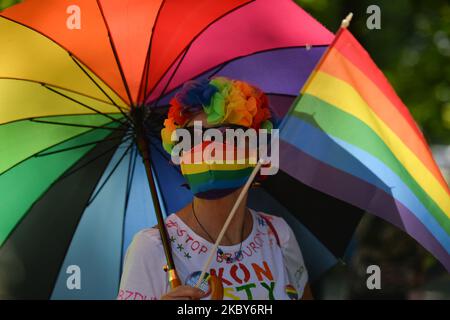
[297,0,450,144]
[0,0,21,11]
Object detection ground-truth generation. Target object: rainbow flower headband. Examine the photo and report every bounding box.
[161,77,273,154]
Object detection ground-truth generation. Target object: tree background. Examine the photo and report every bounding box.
[1,0,449,299]
[297,0,450,145]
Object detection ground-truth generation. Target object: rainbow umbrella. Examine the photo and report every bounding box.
[0,0,363,299]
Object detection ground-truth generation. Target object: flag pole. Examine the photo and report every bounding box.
[341,12,353,28]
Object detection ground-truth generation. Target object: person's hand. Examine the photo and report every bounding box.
[161,285,208,300]
[301,284,314,300]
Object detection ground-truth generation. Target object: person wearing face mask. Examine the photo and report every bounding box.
[117,77,312,301]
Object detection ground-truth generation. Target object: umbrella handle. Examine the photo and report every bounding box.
[163,265,182,288]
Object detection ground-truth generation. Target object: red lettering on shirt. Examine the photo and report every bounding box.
[230,263,251,284]
[252,261,274,281]
[209,267,232,286]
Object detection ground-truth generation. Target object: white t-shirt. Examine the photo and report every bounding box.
[118,209,308,300]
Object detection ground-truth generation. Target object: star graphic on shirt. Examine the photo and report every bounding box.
[177,243,184,251]
[169,236,176,243]
[184,252,192,259]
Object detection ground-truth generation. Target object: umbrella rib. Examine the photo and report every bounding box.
[86,141,134,206]
[122,142,138,218]
[125,145,138,206]
[139,49,151,106]
[2,111,124,127]
[96,0,134,107]
[58,135,133,182]
[124,145,138,213]
[146,44,328,106]
[146,135,182,175]
[0,15,132,108]
[0,77,125,109]
[119,145,139,278]
[34,134,132,157]
[144,0,257,102]
[206,61,230,80]
[140,0,166,103]
[69,54,134,126]
[151,44,192,110]
[0,120,129,177]
[29,118,129,132]
[42,83,128,127]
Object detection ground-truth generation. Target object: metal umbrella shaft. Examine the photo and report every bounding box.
[133,109,181,289]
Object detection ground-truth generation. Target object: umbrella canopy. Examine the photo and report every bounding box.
[0,0,364,299]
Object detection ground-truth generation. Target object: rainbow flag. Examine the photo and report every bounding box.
[279,28,450,270]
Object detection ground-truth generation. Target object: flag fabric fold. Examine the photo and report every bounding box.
[280,28,450,271]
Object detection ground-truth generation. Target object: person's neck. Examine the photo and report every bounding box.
[190,188,252,246]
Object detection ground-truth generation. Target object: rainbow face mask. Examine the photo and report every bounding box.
[180,141,257,199]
